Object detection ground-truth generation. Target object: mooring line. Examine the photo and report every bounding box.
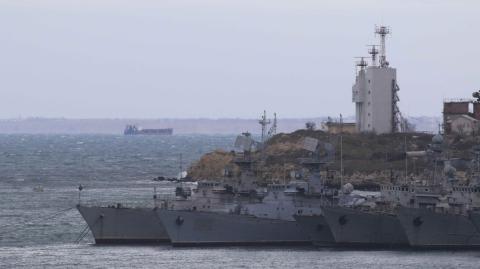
[74,224,90,244]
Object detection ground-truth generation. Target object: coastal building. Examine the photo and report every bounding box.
[352,26,402,134]
[321,116,357,134]
[443,98,480,136]
[324,122,357,134]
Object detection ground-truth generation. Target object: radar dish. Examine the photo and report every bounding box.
[303,137,319,152]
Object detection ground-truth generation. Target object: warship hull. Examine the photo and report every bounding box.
[397,207,480,248]
[77,205,169,244]
[157,209,310,246]
[468,211,480,232]
[321,206,408,247]
[293,215,336,246]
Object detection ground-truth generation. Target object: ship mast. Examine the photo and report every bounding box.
[259,110,271,143]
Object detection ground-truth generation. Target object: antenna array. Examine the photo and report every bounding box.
[375,25,391,67]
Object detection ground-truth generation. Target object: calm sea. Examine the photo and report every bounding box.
[0,134,479,268]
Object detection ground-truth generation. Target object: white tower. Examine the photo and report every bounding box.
[352,26,401,134]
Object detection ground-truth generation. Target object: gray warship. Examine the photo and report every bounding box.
[156,135,338,246]
[395,181,480,248]
[396,143,480,248]
[76,176,263,244]
[157,182,334,246]
[397,207,480,248]
[319,190,408,247]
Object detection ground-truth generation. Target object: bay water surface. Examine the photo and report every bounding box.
[0,134,479,268]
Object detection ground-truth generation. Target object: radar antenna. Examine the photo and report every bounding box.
[355,57,368,73]
[367,45,379,67]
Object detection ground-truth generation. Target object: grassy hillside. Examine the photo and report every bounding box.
[188,130,478,189]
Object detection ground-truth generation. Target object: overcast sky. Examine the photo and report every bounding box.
[0,0,478,119]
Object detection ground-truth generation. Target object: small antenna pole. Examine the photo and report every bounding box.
[78,184,83,205]
[153,186,158,208]
[340,135,344,189]
[179,154,183,172]
[404,136,408,184]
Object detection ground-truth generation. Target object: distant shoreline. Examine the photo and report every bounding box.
[0,117,440,135]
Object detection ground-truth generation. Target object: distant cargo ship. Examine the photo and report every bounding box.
[124,124,173,135]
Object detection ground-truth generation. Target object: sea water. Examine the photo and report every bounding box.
[0,134,479,268]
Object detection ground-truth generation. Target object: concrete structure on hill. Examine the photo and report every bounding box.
[443,98,480,136]
[321,116,357,134]
[352,26,402,134]
[325,122,357,134]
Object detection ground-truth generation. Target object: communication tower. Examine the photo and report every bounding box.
[375,25,390,67]
[352,25,403,134]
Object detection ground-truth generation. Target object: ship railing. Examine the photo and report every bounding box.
[79,193,178,209]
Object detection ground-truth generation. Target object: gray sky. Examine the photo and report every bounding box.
[0,0,478,119]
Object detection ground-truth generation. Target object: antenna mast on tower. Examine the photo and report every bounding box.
[375,25,390,67]
[355,57,368,72]
[367,45,379,67]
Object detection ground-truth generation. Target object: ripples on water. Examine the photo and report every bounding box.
[1,134,479,268]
